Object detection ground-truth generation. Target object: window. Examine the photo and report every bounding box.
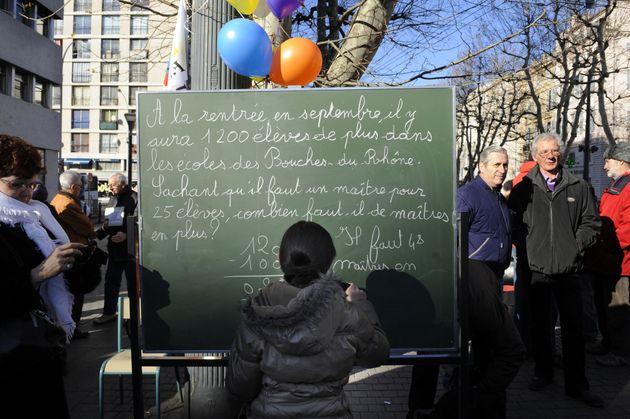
[0,0,12,15]
[73,40,91,59]
[101,39,119,59]
[35,8,52,37]
[0,62,7,95]
[16,1,33,27]
[34,78,47,107]
[130,16,148,35]
[98,160,121,170]
[100,110,118,130]
[72,86,90,106]
[74,0,91,12]
[131,0,149,11]
[100,134,119,153]
[102,0,120,11]
[51,85,61,108]
[13,69,27,100]
[73,16,91,35]
[129,86,146,106]
[129,63,147,82]
[72,62,91,83]
[53,19,63,36]
[100,86,118,105]
[72,110,90,129]
[71,133,89,152]
[102,16,119,34]
[101,62,118,82]
[130,39,148,59]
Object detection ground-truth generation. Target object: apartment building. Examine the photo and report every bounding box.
[457,4,630,195]
[54,0,174,188]
[0,0,63,193]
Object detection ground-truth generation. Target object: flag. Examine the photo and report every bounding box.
[164,0,189,90]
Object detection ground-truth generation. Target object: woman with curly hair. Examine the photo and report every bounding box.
[0,134,84,418]
[227,220,390,418]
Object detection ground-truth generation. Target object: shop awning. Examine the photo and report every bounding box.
[64,158,93,165]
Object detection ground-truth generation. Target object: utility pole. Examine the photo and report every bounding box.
[584,77,591,181]
[583,0,594,181]
[186,1,248,415]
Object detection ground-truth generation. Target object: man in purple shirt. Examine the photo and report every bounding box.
[509,133,601,407]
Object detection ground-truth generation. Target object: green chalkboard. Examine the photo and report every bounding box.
[137,87,456,353]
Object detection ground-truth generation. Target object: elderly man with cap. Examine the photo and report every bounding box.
[584,142,630,366]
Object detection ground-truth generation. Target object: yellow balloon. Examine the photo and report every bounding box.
[226,0,259,15]
[251,76,266,82]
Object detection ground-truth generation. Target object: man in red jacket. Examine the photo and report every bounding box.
[585,142,630,366]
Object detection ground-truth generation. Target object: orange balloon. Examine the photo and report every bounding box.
[269,38,322,86]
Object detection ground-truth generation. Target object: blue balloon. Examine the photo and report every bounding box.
[218,19,272,77]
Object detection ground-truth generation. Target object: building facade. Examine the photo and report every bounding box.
[0,0,63,193]
[54,0,174,188]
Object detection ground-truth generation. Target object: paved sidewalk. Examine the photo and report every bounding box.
[65,279,630,419]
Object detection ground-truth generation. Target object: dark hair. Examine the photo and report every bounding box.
[0,135,43,179]
[279,221,336,288]
[31,181,48,202]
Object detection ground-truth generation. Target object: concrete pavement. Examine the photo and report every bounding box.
[64,283,630,419]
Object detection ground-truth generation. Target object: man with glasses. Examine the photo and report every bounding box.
[93,173,137,324]
[509,132,602,407]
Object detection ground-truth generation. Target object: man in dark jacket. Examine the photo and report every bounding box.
[407,260,525,419]
[508,132,602,407]
[457,145,511,283]
[93,173,137,324]
[51,171,97,338]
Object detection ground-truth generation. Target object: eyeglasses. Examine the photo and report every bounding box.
[537,149,561,157]
[0,178,38,191]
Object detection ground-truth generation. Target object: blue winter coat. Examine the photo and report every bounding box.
[457,176,511,269]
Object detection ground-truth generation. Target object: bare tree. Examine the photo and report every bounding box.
[453,45,531,182]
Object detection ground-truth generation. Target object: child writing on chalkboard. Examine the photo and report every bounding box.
[226,220,390,418]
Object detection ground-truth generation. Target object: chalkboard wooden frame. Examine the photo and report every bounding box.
[136,87,459,354]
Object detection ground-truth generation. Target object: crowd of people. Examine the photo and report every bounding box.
[1,131,629,419]
[428,132,630,419]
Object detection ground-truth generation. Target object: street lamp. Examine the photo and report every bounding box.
[124,111,136,185]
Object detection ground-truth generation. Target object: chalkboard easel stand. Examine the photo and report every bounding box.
[126,215,145,419]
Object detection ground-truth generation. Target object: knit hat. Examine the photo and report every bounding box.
[604,142,630,163]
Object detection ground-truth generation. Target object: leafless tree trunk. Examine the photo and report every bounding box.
[319,0,397,86]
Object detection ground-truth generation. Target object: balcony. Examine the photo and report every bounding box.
[100,121,118,130]
[101,51,120,60]
[129,49,148,60]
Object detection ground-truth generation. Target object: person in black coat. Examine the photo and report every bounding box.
[0,134,84,418]
[93,172,137,324]
[407,260,525,419]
